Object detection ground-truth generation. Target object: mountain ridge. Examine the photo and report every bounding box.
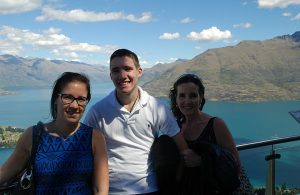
[1,31,300,102]
[0,55,110,89]
[142,31,300,101]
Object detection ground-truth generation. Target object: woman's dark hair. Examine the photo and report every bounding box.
[50,72,91,119]
[169,73,206,121]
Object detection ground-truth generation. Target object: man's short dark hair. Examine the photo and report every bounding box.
[110,48,140,68]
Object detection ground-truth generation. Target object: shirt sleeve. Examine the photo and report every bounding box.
[83,106,101,130]
[156,100,180,137]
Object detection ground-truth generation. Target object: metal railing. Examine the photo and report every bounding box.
[236,134,300,151]
[236,134,300,195]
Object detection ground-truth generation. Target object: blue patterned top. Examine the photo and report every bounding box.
[34,123,94,195]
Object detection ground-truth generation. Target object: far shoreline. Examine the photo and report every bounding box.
[0,146,15,149]
[0,90,16,95]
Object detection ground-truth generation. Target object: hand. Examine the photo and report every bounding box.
[181,149,202,167]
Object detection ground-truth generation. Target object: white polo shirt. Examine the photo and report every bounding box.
[84,86,180,195]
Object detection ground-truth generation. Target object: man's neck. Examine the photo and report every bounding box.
[116,87,140,112]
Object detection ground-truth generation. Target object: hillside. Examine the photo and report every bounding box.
[1,32,300,102]
[0,55,110,89]
[140,59,188,85]
[142,31,300,102]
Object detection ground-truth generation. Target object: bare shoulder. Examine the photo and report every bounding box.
[92,129,107,156]
[212,117,240,161]
[10,126,33,161]
[212,117,232,137]
[18,126,33,150]
[213,117,228,128]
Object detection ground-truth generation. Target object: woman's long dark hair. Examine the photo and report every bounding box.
[50,72,91,120]
[169,74,205,122]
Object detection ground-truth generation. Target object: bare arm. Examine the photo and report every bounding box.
[213,118,241,165]
[173,132,202,167]
[171,132,204,171]
[92,129,109,195]
[171,132,189,152]
[0,127,32,184]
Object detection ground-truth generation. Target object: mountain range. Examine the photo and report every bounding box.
[0,55,110,88]
[143,31,300,101]
[1,31,300,101]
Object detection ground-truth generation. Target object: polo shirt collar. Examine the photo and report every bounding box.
[137,86,149,108]
[108,86,150,110]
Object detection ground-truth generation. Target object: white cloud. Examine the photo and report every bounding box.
[187,26,232,42]
[62,43,116,53]
[53,43,117,62]
[140,60,148,65]
[159,32,180,40]
[282,12,292,17]
[0,40,22,55]
[136,55,148,65]
[292,12,300,20]
[43,27,62,34]
[38,34,71,46]
[223,40,232,44]
[36,7,152,23]
[154,58,178,65]
[154,61,163,65]
[169,57,178,62]
[180,17,193,24]
[233,22,252,29]
[223,39,239,44]
[0,26,70,46]
[0,26,118,61]
[51,49,79,58]
[258,0,300,9]
[0,0,41,14]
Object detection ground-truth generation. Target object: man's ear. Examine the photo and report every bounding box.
[138,67,143,77]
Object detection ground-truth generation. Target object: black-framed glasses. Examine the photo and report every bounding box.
[58,94,88,106]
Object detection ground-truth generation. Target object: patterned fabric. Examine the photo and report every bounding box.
[34,123,93,195]
[186,117,254,195]
[233,166,254,195]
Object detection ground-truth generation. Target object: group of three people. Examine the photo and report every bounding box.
[0,48,240,195]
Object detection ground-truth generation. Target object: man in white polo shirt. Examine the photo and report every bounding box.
[84,48,188,195]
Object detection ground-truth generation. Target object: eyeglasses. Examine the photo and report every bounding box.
[58,94,88,106]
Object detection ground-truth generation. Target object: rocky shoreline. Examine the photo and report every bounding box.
[0,126,23,147]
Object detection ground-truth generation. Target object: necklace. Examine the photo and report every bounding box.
[130,93,140,112]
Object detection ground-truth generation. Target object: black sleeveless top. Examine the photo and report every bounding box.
[186,117,217,149]
[178,117,225,195]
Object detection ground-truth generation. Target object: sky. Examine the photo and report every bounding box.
[0,0,299,68]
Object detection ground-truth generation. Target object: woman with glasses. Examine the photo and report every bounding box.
[0,72,109,194]
[168,73,241,194]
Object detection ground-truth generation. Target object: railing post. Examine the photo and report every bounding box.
[265,145,281,195]
[236,134,300,194]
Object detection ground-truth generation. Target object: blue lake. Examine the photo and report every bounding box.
[1,82,300,187]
